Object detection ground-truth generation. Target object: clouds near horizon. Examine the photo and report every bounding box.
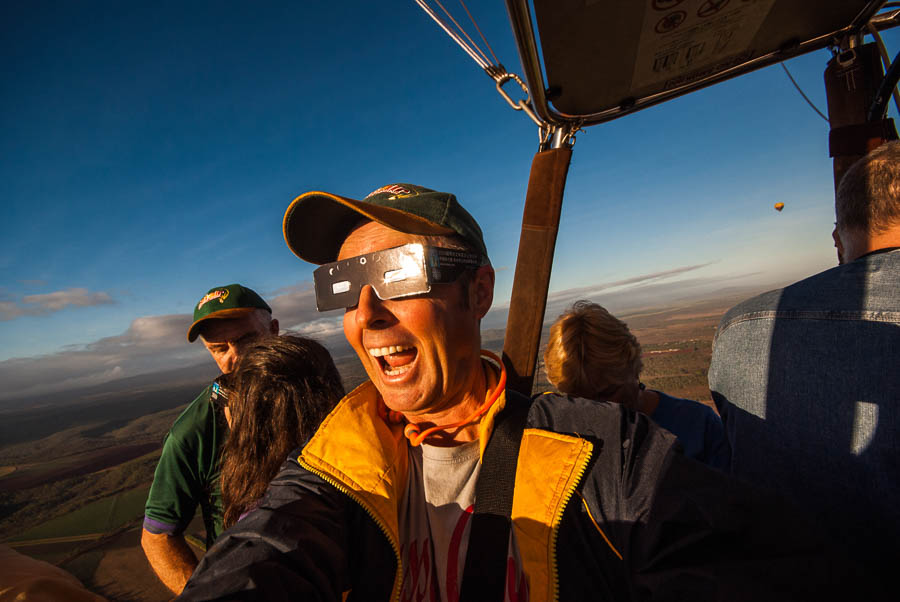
[489,263,714,312]
[0,265,778,402]
[0,282,343,401]
[543,263,715,308]
[0,288,114,321]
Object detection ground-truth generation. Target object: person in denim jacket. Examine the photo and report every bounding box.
[709,141,900,580]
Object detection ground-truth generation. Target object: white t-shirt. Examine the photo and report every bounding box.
[398,440,529,602]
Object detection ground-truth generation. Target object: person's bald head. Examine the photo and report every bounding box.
[834,141,900,263]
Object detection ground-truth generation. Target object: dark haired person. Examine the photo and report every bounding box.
[220,335,345,527]
[709,141,900,580]
[142,284,278,595]
[181,184,872,601]
[544,301,729,470]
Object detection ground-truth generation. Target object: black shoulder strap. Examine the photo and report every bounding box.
[459,390,532,602]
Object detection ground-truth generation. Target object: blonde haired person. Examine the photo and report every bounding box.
[545,301,730,469]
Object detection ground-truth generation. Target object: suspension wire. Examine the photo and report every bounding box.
[414,0,491,70]
[781,63,830,123]
[431,0,493,68]
[413,0,556,136]
[867,22,900,117]
[458,0,500,67]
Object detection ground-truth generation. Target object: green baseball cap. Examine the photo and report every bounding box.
[282,183,489,265]
[187,284,271,342]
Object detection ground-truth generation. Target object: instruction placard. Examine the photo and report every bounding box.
[631,0,775,91]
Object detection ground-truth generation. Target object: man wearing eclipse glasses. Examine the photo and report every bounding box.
[179,184,875,601]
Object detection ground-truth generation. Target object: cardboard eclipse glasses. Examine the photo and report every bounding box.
[313,243,483,311]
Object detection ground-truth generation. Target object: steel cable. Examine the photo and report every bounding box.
[781,63,830,123]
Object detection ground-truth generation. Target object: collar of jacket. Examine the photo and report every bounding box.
[299,355,593,601]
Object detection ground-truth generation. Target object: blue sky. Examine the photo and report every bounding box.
[1,1,897,400]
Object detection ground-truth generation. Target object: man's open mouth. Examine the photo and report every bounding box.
[368,345,417,376]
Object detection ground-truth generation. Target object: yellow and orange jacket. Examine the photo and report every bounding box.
[180,372,872,601]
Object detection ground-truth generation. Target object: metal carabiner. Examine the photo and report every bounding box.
[495,72,545,128]
[495,72,527,110]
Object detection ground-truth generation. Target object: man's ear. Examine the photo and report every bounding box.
[270,318,280,335]
[832,228,845,265]
[470,265,494,319]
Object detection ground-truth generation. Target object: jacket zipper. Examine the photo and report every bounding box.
[548,442,593,601]
[299,458,403,602]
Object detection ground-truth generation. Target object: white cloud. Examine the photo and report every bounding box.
[125,314,187,344]
[0,288,114,321]
[288,317,344,338]
[482,264,776,331]
[0,301,24,320]
[0,281,350,401]
[43,365,125,393]
[0,312,204,400]
[23,288,113,310]
[4,267,772,401]
[491,263,714,311]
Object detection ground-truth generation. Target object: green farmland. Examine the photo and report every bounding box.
[12,486,149,542]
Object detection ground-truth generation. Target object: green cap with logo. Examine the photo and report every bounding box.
[187,284,271,342]
[282,183,489,265]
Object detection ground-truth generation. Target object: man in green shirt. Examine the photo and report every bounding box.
[141,283,278,595]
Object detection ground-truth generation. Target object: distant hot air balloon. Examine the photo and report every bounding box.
[774,202,784,212]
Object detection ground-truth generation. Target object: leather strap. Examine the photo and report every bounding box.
[459,390,532,602]
[829,119,898,157]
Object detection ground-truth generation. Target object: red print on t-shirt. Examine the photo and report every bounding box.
[401,504,528,602]
[445,504,474,601]
[400,539,437,602]
[507,556,528,602]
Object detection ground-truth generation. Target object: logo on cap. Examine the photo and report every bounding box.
[197,289,230,310]
[366,184,413,199]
